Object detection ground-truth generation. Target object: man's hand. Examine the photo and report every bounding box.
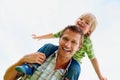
[23,52,46,64]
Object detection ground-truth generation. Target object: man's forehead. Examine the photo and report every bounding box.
[62,29,81,38]
[63,29,79,35]
[62,29,71,35]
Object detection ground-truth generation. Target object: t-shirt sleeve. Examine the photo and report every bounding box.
[86,38,95,59]
[53,30,62,38]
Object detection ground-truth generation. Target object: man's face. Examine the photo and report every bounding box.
[58,29,82,58]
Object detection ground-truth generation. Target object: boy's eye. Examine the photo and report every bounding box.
[80,18,83,20]
[85,21,89,25]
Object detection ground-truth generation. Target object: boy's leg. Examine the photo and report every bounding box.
[64,59,81,80]
[15,63,34,75]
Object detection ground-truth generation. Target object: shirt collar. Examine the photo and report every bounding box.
[54,50,72,71]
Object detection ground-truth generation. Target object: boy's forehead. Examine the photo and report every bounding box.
[80,16,93,23]
[81,15,91,20]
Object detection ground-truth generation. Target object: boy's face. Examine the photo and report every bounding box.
[75,16,92,34]
[58,29,82,59]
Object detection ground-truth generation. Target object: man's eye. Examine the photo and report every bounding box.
[63,37,68,41]
[72,41,77,45]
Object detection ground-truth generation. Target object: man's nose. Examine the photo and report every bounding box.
[65,42,71,48]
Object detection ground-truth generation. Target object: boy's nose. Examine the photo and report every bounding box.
[81,20,84,24]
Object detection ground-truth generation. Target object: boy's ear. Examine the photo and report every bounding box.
[87,31,91,36]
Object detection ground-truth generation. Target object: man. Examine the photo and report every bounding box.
[4,25,84,80]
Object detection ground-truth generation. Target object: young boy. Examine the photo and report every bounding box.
[16,13,107,80]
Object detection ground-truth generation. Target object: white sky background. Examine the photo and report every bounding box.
[0,0,120,80]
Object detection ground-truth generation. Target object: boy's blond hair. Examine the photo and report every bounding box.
[80,13,97,36]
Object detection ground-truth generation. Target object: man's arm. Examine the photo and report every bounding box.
[4,52,46,80]
[4,58,24,80]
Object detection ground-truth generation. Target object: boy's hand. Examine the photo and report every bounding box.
[32,34,37,39]
[100,77,107,80]
[64,78,69,80]
[32,34,41,40]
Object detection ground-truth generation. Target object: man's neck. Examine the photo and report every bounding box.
[55,54,71,70]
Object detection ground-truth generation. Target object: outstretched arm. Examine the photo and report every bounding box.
[32,33,55,40]
[90,57,107,80]
[32,30,62,40]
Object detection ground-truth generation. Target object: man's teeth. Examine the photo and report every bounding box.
[63,48,71,52]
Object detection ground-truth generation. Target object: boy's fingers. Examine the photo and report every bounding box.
[64,78,69,80]
[32,34,36,36]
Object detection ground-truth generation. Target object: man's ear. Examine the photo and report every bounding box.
[78,43,82,51]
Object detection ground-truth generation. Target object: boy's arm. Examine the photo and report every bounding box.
[32,30,62,40]
[32,33,55,40]
[90,58,107,80]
